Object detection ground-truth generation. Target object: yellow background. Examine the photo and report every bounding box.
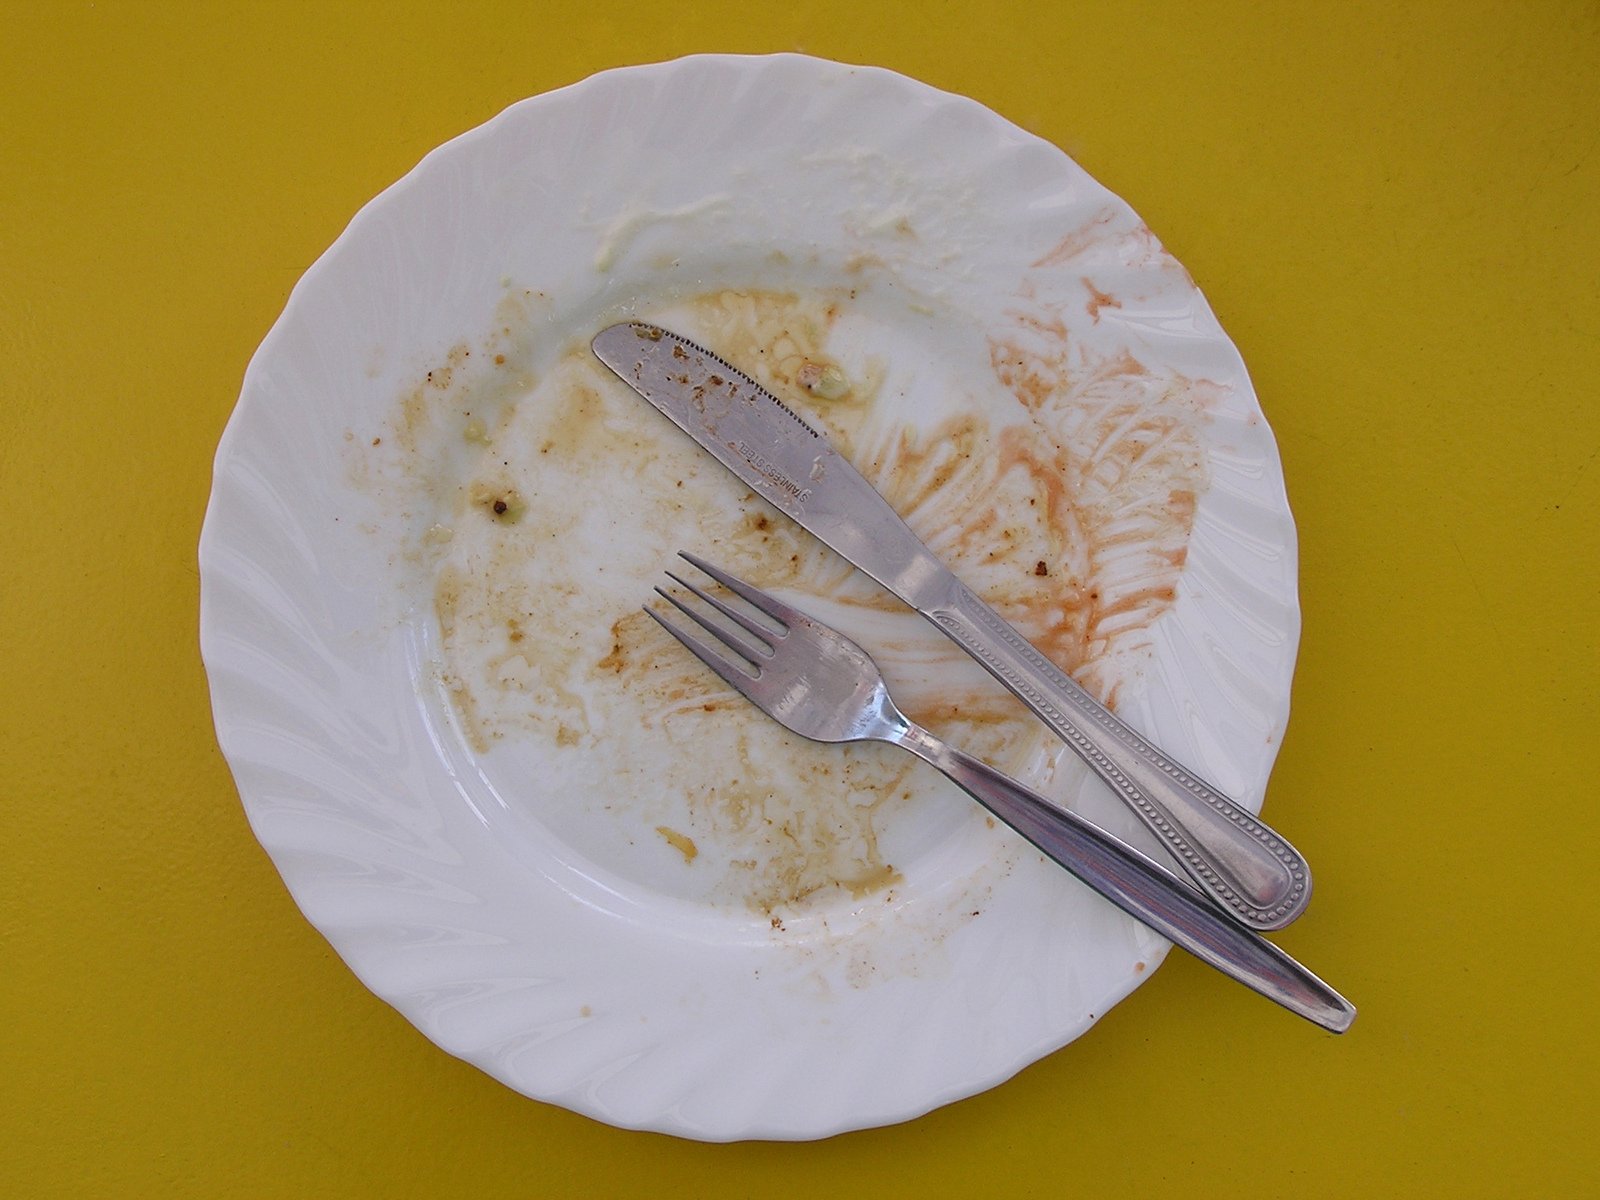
[4,2,1596,1194]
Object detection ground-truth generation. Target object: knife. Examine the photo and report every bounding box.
[593,321,1311,930]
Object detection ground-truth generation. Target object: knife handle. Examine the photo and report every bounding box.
[926,579,1311,930]
[894,724,1353,1031]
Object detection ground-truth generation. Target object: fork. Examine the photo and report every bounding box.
[645,552,1355,1033]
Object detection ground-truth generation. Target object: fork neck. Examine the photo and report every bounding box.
[889,721,1035,817]
[885,720,954,769]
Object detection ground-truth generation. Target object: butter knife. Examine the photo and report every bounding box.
[593,321,1311,930]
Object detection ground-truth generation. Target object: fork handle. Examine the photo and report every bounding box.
[894,725,1354,1033]
[924,580,1310,930]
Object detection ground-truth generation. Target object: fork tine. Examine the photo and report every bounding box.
[664,569,776,646]
[641,606,762,699]
[652,586,770,667]
[677,550,808,628]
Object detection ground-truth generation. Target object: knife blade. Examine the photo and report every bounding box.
[592,320,1312,930]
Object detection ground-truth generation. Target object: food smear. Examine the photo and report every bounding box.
[363,284,1216,920]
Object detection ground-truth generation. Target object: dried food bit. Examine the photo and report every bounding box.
[635,325,663,341]
[796,359,850,401]
[1034,561,1049,576]
[656,826,698,863]
[473,484,526,523]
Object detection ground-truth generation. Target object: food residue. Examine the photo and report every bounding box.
[796,359,851,400]
[592,196,732,272]
[364,270,1214,921]
[656,826,699,863]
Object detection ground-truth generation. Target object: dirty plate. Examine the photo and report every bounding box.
[199,54,1299,1140]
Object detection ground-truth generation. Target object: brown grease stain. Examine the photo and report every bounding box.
[708,759,909,915]
[435,561,594,752]
[435,567,495,754]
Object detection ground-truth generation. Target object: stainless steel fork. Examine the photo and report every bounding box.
[645,551,1354,1033]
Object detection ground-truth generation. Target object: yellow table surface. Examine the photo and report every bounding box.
[5,2,1597,1195]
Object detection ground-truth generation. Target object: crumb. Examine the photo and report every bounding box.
[655,826,698,862]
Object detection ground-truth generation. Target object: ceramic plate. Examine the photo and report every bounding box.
[199,53,1299,1140]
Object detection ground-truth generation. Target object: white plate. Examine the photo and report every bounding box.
[200,53,1299,1140]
